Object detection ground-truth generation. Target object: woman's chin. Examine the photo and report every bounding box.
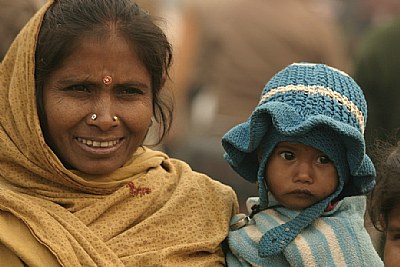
[67,160,123,176]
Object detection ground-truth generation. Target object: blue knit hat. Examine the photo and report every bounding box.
[222,63,376,256]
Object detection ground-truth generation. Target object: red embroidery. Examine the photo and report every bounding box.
[324,201,338,212]
[126,181,151,197]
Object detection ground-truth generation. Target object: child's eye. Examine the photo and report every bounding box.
[317,155,333,164]
[280,151,295,160]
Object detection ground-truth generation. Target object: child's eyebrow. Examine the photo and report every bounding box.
[275,143,297,149]
[275,143,304,153]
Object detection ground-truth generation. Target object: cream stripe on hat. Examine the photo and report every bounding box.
[259,84,365,134]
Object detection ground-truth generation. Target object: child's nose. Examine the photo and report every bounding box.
[293,161,314,184]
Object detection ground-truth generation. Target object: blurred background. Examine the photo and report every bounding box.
[3,0,399,214]
[153,0,400,212]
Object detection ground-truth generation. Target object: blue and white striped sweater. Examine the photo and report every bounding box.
[226,196,383,267]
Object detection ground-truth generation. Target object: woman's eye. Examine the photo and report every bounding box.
[66,84,90,93]
[387,231,400,241]
[118,87,144,95]
[317,155,333,164]
[280,151,295,160]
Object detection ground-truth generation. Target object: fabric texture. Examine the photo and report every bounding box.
[226,196,383,266]
[222,63,376,257]
[0,1,238,266]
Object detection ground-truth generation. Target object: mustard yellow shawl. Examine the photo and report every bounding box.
[0,1,238,266]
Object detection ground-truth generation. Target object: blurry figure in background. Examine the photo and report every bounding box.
[166,0,351,211]
[353,17,400,146]
[362,0,400,26]
[336,0,400,58]
[0,0,40,60]
[369,140,400,266]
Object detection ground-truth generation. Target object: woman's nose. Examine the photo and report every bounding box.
[86,97,119,131]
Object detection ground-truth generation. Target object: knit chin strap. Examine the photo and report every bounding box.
[258,195,333,257]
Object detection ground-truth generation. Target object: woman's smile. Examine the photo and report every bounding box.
[42,34,153,175]
[76,137,122,148]
[75,137,124,155]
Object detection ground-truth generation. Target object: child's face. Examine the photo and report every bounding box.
[384,203,400,267]
[265,142,339,210]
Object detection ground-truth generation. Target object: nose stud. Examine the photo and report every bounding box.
[90,114,118,122]
[102,75,113,85]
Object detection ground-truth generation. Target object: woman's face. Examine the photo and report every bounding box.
[42,34,153,175]
[384,203,400,267]
[266,142,339,210]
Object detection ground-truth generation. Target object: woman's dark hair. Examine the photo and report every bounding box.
[368,140,400,232]
[35,0,173,144]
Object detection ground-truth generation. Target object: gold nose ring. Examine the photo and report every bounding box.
[91,114,97,121]
[113,116,118,122]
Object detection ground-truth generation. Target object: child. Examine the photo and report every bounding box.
[222,63,383,266]
[369,140,400,267]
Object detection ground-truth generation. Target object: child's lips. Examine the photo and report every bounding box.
[288,189,313,197]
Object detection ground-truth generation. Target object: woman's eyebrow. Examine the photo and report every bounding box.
[387,223,400,231]
[55,80,150,90]
[54,78,93,86]
[114,81,150,89]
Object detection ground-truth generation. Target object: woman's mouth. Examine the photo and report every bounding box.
[76,137,121,148]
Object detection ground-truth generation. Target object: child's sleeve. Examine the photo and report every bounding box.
[283,196,383,266]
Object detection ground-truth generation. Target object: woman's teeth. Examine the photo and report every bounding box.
[77,137,119,148]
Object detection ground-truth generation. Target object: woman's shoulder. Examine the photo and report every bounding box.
[167,156,234,188]
[0,211,60,266]
[166,157,239,209]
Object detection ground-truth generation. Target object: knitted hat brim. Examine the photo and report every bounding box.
[222,101,376,197]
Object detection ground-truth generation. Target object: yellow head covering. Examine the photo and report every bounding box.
[0,1,238,266]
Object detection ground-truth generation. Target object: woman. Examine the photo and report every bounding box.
[0,0,238,266]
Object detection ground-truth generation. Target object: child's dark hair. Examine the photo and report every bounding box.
[368,139,400,231]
